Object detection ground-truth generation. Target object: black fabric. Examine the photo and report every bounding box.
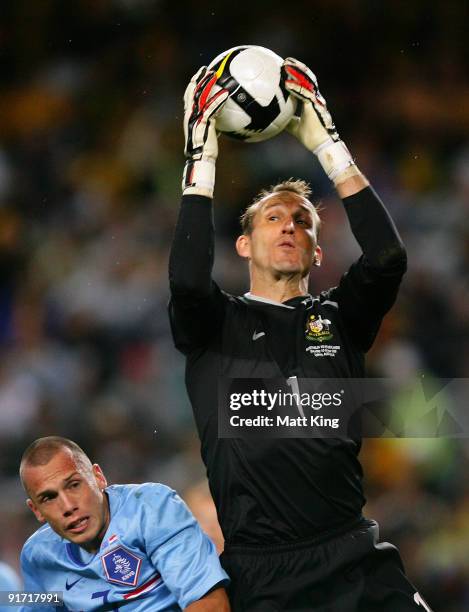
[168,187,407,547]
[220,520,431,612]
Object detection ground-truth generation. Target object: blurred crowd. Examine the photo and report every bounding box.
[0,1,467,610]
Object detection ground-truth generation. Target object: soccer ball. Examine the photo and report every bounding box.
[207,45,297,143]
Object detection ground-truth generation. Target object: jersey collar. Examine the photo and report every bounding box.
[243,292,315,309]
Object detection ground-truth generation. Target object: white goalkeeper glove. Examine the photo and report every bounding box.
[182,66,229,198]
[282,57,360,185]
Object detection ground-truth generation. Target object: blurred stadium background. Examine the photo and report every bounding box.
[0,1,467,609]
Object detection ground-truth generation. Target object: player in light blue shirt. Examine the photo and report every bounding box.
[19,437,230,611]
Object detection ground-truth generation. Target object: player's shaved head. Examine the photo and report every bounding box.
[20,437,92,494]
[20,437,109,553]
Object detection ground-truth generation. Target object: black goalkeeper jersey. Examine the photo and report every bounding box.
[168,187,407,547]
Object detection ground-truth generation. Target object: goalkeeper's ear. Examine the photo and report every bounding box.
[235,234,251,260]
[313,245,323,267]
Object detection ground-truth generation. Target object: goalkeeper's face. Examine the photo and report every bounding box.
[23,448,109,554]
[236,192,321,279]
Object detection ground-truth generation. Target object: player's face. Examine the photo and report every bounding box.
[238,192,320,278]
[24,449,109,553]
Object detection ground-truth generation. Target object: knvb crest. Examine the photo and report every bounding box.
[305,314,333,343]
[102,546,142,586]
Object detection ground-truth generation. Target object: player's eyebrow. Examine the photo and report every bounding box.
[262,201,313,217]
[262,202,283,211]
[36,472,81,500]
[263,199,311,211]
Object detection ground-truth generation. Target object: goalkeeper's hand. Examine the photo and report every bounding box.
[182,67,229,197]
[282,57,360,185]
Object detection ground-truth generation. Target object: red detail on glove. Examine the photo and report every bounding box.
[192,71,227,127]
[284,65,315,94]
[198,73,218,112]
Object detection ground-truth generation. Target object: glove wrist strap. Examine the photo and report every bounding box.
[182,158,216,198]
[313,139,360,184]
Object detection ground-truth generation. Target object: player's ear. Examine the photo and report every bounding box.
[92,464,108,491]
[236,235,251,259]
[27,499,45,523]
[313,245,323,267]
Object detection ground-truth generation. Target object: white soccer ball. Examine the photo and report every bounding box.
[207,45,297,143]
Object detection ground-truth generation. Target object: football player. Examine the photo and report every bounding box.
[19,437,230,611]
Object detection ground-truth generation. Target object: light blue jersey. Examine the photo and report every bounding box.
[20,483,228,611]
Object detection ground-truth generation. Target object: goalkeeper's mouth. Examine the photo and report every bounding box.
[277,239,296,249]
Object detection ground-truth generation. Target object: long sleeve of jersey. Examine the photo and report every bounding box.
[334,186,407,350]
[169,195,227,353]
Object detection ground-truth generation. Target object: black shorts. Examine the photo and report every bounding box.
[220,519,433,612]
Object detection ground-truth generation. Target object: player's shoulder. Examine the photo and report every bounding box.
[209,289,254,319]
[107,482,180,512]
[109,483,193,540]
[23,523,58,549]
[21,523,59,563]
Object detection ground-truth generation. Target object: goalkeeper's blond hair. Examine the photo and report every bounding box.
[240,179,321,239]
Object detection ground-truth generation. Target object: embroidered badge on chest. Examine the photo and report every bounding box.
[305,314,333,342]
[102,546,142,586]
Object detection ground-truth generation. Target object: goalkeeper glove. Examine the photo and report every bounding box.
[182,67,229,198]
[282,57,360,185]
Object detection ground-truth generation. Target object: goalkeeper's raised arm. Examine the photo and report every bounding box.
[281,56,407,349]
[282,57,369,198]
[182,66,228,198]
[168,67,229,354]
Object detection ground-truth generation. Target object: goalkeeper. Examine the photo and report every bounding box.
[169,58,432,611]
